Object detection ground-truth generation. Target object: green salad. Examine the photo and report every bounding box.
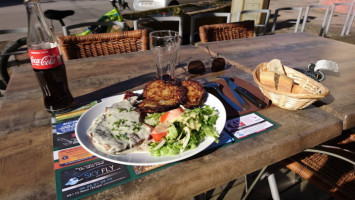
[145,105,219,156]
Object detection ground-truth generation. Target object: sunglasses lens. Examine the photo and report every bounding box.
[211,58,225,72]
[188,60,206,74]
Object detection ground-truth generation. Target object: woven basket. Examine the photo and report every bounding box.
[253,62,330,110]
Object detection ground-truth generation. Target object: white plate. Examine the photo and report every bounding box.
[75,90,226,166]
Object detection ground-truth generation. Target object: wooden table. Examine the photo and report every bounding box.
[0,43,342,199]
[197,32,355,130]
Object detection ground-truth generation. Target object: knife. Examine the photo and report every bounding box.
[234,87,267,108]
[204,82,243,112]
[220,77,250,110]
[220,77,267,109]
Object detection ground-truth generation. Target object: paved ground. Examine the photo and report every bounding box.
[269,0,355,42]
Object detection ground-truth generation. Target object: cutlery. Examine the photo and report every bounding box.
[220,77,250,110]
[204,82,242,112]
[220,76,267,109]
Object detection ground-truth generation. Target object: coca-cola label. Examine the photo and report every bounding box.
[28,47,63,70]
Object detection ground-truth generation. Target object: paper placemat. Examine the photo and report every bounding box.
[51,95,278,200]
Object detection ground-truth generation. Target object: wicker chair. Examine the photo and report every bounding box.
[190,12,231,44]
[57,29,148,60]
[281,131,355,200]
[198,20,254,43]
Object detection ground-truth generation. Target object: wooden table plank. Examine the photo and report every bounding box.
[0,44,343,200]
[197,33,355,130]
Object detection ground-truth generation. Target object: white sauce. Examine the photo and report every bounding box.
[87,97,152,154]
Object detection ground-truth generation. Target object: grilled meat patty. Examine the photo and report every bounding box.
[138,80,206,112]
[138,80,187,113]
[181,80,206,108]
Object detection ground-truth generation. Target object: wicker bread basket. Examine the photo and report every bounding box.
[253,62,330,110]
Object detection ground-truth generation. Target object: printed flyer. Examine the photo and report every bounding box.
[57,160,130,200]
[224,113,279,140]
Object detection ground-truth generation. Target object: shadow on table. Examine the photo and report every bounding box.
[313,93,335,107]
[74,72,156,105]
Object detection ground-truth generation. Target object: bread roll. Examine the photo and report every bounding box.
[277,75,293,93]
[267,59,286,75]
[260,71,276,89]
[292,84,309,94]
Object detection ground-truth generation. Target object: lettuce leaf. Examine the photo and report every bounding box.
[148,105,219,156]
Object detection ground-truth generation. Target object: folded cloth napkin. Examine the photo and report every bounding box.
[205,77,271,119]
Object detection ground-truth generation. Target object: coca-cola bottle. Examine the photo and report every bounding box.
[25,0,73,113]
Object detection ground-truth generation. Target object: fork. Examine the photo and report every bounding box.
[204,82,242,112]
[220,77,250,110]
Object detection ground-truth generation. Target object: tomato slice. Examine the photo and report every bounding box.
[160,107,184,123]
[151,123,169,142]
[152,107,184,142]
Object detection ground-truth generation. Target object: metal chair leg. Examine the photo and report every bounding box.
[268,173,281,200]
[242,166,281,200]
[241,166,267,200]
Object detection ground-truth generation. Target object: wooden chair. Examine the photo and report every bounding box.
[198,20,254,43]
[281,131,355,200]
[57,29,148,60]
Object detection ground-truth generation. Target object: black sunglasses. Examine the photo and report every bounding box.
[188,46,225,74]
[187,58,226,74]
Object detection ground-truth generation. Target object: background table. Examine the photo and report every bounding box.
[0,43,342,199]
[197,32,355,130]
